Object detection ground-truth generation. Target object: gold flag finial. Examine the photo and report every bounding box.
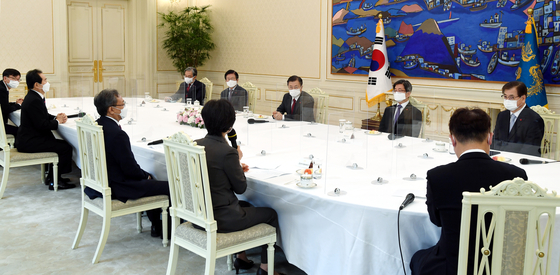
[527,8,533,16]
[378,13,383,19]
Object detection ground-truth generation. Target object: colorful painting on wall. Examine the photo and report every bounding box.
[332,0,560,85]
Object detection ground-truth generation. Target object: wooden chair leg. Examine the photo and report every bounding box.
[166,242,180,275]
[40,164,46,184]
[53,163,59,192]
[137,212,142,233]
[226,254,234,270]
[267,243,275,275]
[0,166,10,199]
[92,216,111,264]
[72,208,89,249]
[162,207,169,247]
[205,258,216,275]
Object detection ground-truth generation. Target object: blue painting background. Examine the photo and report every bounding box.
[332,0,560,85]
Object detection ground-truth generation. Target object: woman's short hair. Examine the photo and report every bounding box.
[449,107,491,143]
[201,99,236,136]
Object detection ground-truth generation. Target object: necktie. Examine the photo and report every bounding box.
[185,84,191,101]
[291,99,296,114]
[509,114,516,132]
[229,89,233,101]
[393,105,402,127]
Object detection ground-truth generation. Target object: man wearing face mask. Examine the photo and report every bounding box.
[85,89,171,238]
[378,79,422,137]
[410,107,527,275]
[0,68,24,137]
[272,75,315,122]
[166,67,206,105]
[220,69,248,111]
[491,81,544,157]
[16,69,75,190]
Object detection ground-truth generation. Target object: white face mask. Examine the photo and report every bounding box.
[503,99,518,111]
[184,77,193,84]
[7,80,19,89]
[116,105,128,119]
[42,82,50,93]
[289,89,301,98]
[226,80,237,88]
[393,92,406,102]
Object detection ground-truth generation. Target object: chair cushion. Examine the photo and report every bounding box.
[90,195,169,211]
[175,222,276,250]
[0,150,58,163]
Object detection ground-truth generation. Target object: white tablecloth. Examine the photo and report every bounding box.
[10,97,560,275]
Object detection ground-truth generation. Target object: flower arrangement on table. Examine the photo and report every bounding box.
[177,107,205,128]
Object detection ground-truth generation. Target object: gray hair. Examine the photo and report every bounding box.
[184,67,197,76]
[94,89,120,116]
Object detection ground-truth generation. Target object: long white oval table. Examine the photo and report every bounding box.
[10,97,560,275]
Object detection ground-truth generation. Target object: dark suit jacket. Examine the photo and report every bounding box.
[15,90,58,150]
[170,80,206,105]
[276,91,315,122]
[196,135,249,231]
[491,107,544,157]
[220,85,248,111]
[0,80,21,125]
[84,116,166,202]
[411,152,527,275]
[378,103,422,137]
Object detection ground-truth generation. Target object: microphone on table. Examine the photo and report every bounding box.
[248,118,268,124]
[228,128,238,149]
[388,133,403,140]
[519,158,558,165]
[399,193,415,210]
[147,139,163,146]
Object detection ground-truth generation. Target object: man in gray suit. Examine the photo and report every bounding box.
[220,69,248,111]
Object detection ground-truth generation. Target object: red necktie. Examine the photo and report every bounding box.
[185,84,191,100]
[291,99,296,114]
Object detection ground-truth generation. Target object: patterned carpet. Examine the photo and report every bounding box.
[0,165,304,275]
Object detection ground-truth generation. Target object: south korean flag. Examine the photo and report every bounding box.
[366,19,392,108]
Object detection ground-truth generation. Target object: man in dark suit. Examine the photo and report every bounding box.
[410,107,527,275]
[15,69,75,190]
[220,69,248,111]
[491,81,544,157]
[166,67,206,104]
[85,89,170,237]
[273,75,315,122]
[378,79,422,137]
[1,68,24,137]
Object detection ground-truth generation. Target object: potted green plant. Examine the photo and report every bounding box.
[159,5,215,74]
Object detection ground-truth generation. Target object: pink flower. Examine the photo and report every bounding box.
[177,114,183,122]
[183,115,189,123]
[195,117,201,124]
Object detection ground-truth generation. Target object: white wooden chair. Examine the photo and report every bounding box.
[457,177,560,275]
[307,87,329,124]
[72,114,169,264]
[241,82,258,113]
[530,105,560,160]
[199,77,213,103]
[163,131,277,275]
[0,106,59,199]
[409,96,427,138]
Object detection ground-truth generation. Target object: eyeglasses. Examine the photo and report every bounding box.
[394,89,407,93]
[7,76,20,81]
[501,95,519,100]
[112,101,126,107]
